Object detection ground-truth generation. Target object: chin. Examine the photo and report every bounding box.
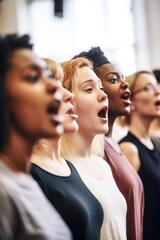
[96,126,108,135]
[119,109,130,116]
[64,124,79,134]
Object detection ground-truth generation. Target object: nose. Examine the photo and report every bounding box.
[98,89,108,102]
[62,87,73,102]
[155,85,160,95]
[46,78,59,95]
[121,77,129,89]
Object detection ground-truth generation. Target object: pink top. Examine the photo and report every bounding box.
[104,136,144,240]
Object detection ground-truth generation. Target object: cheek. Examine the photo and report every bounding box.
[9,92,43,118]
[136,97,153,111]
[76,103,90,116]
[74,96,91,114]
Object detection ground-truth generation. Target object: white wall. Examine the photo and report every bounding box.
[0,0,160,73]
[0,0,30,35]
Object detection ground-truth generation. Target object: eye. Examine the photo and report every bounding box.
[100,87,105,92]
[45,70,54,80]
[25,73,39,82]
[145,84,154,91]
[110,77,118,83]
[84,87,93,93]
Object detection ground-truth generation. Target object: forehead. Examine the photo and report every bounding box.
[75,66,101,86]
[136,73,157,86]
[10,49,47,70]
[99,63,120,75]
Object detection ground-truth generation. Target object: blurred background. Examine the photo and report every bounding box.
[0,0,160,76]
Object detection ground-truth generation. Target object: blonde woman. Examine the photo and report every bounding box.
[31,58,104,240]
[61,57,127,240]
[118,71,160,240]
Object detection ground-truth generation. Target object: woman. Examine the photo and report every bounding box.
[0,34,71,239]
[73,47,144,240]
[60,57,127,240]
[30,58,104,240]
[149,69,160,151]
[118,70,160,240]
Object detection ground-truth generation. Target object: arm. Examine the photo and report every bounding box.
[119,141,141,172]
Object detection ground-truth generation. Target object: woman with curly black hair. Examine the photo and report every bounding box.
[0,34,71,240]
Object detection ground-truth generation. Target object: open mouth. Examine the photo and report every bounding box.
[155,100,160,106]
[121,91,131,101]
[66,107,78,120]
[66,108,74,115]
[98,106,108,118]
[47,99,61,115]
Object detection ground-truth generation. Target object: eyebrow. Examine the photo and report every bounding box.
[20,63,48,72]
[105,71,119,77]
[80,79,96,87]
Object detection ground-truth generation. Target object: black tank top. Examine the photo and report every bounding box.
[119,132,160,240]
[31,160,103,240]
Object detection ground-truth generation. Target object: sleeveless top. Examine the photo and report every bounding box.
[0,161,72,240]
[31,160,103,240]
[119,131,160,240]
[72,157,127,240]
[104,137,144,240]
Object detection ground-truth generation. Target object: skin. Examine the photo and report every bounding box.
[149,118,160,137]
[66,66,109,180]
[1,49,62,173]
[74,66,108,137]
[119,73,160,172]
[96,63,131,137]
[30,74,79,176]
[59,83,79,134]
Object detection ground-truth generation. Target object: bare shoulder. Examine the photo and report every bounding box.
[119,142,140,172]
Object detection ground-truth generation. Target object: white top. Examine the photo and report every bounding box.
[73,157,127,240]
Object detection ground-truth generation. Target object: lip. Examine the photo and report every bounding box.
[154,99,160,109]
[121,91,131,106]
[66,107,78,120]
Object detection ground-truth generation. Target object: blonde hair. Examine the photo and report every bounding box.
[118,70,154,127]
[43,58,63,80]
[60,57,105,158]
[33,58,63,156]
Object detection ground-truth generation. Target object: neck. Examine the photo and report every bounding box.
[105,115,115,138]
[129,114,154,149]
[0,138,33,173]
[32,136,61,162]
[46,138,61,160]
[69,131,94,158]
[130,113,152,138]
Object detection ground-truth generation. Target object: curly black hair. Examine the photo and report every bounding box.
[73,46,111,72]
[0,34,33,151]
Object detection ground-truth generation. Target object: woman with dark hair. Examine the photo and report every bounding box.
[0,34,71,239]
[73,47,144,240]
